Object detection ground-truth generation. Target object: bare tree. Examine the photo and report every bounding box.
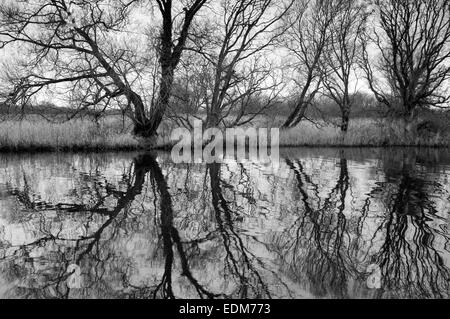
[321,0,368,132]
[0,0,207,143]
[281,0,338,128]
[143,0,208,138]
[361,0,450,120]
[180,0,293,129]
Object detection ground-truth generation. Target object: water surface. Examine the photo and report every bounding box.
[0,148,449,299]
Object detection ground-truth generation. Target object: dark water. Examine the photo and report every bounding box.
[0,148,449,299]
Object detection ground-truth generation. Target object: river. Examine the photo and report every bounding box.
[0,148,449,298]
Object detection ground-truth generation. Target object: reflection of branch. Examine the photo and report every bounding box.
[373,167,450,298]
[146,155,221,299]
[209,163,271,298]
[2,154,226,299]
[1,155,152,298]
[283,156,352,298]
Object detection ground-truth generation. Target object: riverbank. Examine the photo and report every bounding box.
[0,117,448,152]
[278,118,450,147]
[0,119,138,152]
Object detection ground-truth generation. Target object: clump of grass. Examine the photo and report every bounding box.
[277,118,450,147]
[0,119,140,151]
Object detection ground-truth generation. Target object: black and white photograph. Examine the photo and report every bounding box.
[0,0,449,309]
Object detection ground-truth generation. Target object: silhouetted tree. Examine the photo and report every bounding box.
[0,0,207,142]
[322,0,368,132]
[178,0,292,129]
[361,0,450,119]
[281,0,337,128]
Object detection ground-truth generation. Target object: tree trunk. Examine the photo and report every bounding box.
[132,64,174,142]
[340,105,350,132]
[131,0,206,142]
[121,110,126,132]
[206,106,221,129]
[283,100,308,128]
[400,105,418,139]
[290,102,309,127]
[130,92,152,138]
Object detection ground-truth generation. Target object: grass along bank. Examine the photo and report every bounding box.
[0,116,448,152]
[0,119,139,151]
[278,118,450,147]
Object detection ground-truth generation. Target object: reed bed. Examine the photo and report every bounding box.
[277,118,449,147]
[0,119,140,151]
[0,116,448,152]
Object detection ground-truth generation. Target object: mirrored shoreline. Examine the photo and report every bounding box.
[0,148,449,299]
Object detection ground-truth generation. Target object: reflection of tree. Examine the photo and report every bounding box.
[279,151,450,299]
[0,150,449,299]
[368,158,450,298]
[145,155,221,299]
[281,155,353,298]
[208,163,272,299]
[0,154,227,299]
[0,155,153,298]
